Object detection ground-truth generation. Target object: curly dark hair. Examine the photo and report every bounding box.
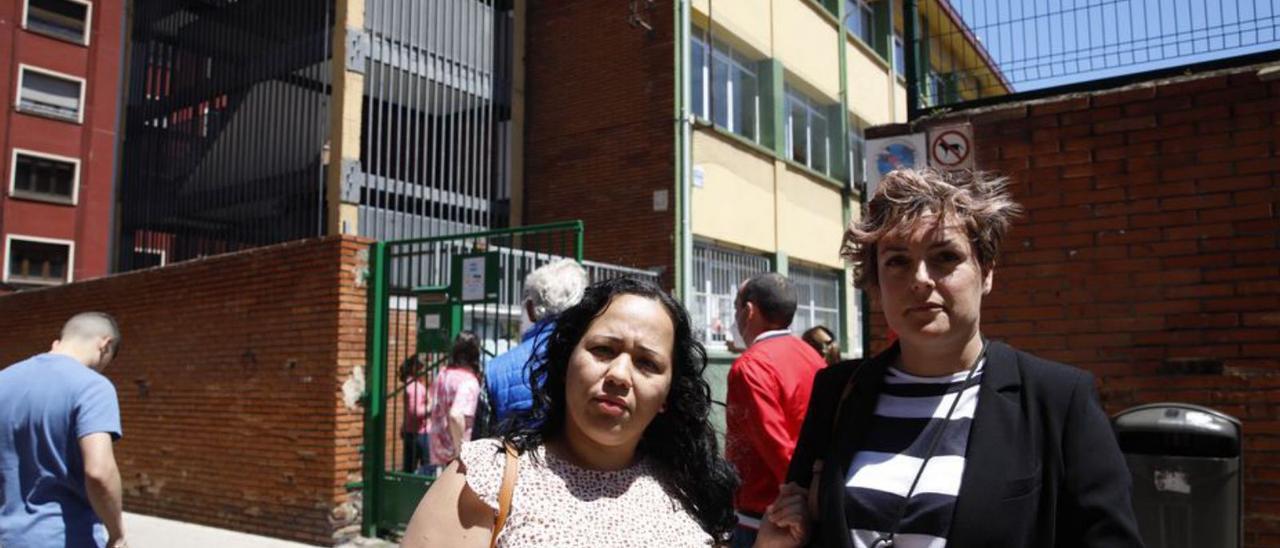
[502,277,739,540]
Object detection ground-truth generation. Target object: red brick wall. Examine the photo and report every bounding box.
[523,0,676,285]
[0,236,370,545]
[0,0,125,284]
[868,65,1279,546]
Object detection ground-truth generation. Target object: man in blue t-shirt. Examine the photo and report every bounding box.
[0,312,126,548]
[486,259,588,427]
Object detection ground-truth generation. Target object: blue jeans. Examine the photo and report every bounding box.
[731,525,758,548]
[413,434,437,476]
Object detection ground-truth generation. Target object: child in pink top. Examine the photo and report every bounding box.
[428,332,482,465]
[401,356,431,474]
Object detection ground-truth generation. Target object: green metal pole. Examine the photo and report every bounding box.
[837,0,855,357]
[674,0,693,303]
[361,241,390,537]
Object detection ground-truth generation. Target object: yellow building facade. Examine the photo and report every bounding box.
[681,0,1004,367]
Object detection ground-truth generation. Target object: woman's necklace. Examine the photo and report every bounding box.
[870,339,988,548]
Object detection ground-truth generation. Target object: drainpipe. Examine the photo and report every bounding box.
[836,0,855,357]
[674,0,694,304]
[904,0,920,120]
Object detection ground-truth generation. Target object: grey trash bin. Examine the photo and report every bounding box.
[1113,403,1242,548]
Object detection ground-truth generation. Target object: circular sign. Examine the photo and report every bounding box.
[875,141,918,177]
[930,129,971,167]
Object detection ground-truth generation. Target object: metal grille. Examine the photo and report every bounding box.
[789,265,844,340]
[359,0,502,241]
[691,243,772,347]
[583,260,662,285]
[117,0,516,271]
[364,222,584,535]
[117,0,333,271]
[906,0,1280,115]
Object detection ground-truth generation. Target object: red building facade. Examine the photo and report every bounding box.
[0,0,123,290]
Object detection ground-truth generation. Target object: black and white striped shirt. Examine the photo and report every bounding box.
[843,360,984,548]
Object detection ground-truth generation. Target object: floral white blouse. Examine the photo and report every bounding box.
[460,438,714,547]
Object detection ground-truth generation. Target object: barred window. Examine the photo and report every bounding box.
[789,265,842,341]
[691,243,771,347]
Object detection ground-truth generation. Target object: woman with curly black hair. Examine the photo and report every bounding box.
[403,277,739,547]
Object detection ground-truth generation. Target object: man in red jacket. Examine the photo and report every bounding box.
[726,273,827,547]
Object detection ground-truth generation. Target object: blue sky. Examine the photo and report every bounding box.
[942,0,1280,92]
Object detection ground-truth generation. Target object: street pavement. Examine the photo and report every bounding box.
[123,513,398,548]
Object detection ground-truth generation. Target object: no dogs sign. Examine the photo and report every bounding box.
[928,124,974,170]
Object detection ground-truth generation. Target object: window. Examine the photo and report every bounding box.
[785,88,830,175]
[4,235,73,286]
[10,149,78,204]
[926,71,947,106]
[789,266,842,340]
[691,243,771,347]
[131,248,166,268]
[23,0,91,45]
[845,0,875,46]
[848,126,866,187]
[893,33,905,77]
[691,31,760,142]
[17,65,85,123]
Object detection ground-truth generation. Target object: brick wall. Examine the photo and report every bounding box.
[868,64,1279,546]
[524,0,677,285]
[0,236,370,546]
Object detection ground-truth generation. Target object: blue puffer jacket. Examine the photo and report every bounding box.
[485,319,555,425]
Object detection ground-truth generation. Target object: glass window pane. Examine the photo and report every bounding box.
[8,239,70,284]
[26,0,88,43]
[849,129,865,184]
[812,112,829,174]
[13,153,75,200]
[735,70,757,141]
[20,70,82,121]
[893,34,905,77]
[711,56,729,128]
[859,5,875,45]
[844,1,861,38]
[691,39,706,119]
[788,97,807,164]
[816,310,839,334]
[55,171,73,196]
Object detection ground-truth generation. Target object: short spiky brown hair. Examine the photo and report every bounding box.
[842,168,1023,289]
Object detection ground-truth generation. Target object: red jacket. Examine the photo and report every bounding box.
[726,332,826,518]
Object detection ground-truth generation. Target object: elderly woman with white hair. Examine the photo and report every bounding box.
[485,259,589,428]
[758,168,1143,548]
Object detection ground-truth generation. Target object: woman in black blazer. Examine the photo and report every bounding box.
[755,169,1143,548]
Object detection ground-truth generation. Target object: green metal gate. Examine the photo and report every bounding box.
[362,221,584,536]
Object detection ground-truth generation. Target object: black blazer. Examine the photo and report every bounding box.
[786,340,1144,547]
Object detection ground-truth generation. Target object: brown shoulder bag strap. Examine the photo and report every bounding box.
[489,443,519,548]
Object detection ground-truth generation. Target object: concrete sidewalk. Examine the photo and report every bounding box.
[123,513,397,548]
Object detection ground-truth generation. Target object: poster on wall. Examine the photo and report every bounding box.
[865,133,927,197]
